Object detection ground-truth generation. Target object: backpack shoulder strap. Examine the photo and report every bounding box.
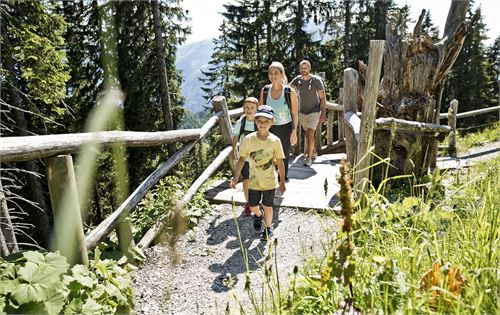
[284,85,291,109]
[239,115,246,139]
[262,84,271,104]
[284,85,295,127]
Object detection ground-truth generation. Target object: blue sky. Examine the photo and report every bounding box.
[182,0,499,45]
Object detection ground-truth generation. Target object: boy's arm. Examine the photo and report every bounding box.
[276,158,286,194]
[230,156,246,188]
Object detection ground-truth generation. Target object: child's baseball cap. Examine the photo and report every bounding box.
[254,105,274,119]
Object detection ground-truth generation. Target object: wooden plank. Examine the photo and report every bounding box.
[439,105,500,120]
[343,68,359,166]
[205,154,344,210]
[374,117,451,135]
[0,129,200,163]
[138,146,233,249]
[448,100,458,156]
[46,155,88,266]
[212,96,236,174]
[355,40,385,195]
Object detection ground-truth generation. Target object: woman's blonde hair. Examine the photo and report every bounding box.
[269,61,288,85]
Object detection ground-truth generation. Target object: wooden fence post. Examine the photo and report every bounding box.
[338,88,345,141]
[354,40,385,196]
[343,68,359,167]
[212,96,237,174]
[315,72,326,152]
[46,155,88,266]
[448,99,458,156]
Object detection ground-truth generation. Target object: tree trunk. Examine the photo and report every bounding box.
[0,179,19,256]
[151,0,175,155]
[343,0,351,68]
[4,54,51,249]
[370,0,469,183]
[264,0,272,62]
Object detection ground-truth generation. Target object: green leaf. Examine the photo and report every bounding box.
[21,251,45,264]
[43,289,66,315]
[11,283,47,304]
[0,279,16,295]
[0,295,6,315]
[0,263,16,279]
[64,298,83,314]
[70,265,95,288]
[81,298,102,314]
[18,261,61,284]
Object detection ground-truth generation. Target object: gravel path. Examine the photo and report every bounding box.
[132,204,338,314]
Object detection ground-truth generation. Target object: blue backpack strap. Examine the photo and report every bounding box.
[284,85,295,127]
[239,115,257,140]
[262,84,271,105]
[239,115,246,139]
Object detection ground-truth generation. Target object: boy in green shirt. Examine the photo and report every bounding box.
[231,105,286,241]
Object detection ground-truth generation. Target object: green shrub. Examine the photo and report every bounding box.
[0,250,134,314]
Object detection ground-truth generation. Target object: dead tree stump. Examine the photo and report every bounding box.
[369,0,468,183]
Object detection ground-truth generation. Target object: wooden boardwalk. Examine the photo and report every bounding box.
[205,153,346,211]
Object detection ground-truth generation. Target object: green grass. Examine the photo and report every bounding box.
[237,157,499,314]
[456,121,500,152]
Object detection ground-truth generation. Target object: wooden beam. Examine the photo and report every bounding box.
[439,105,500,120]
[343,68,359,166]
[138,146,233,249]
[212,96,236,174]
[46,155,88,266]
[448,99,458,156]
[375,117,451,135]
[85,113,221,251]
[0,129,200,163]
[355,40,385,195]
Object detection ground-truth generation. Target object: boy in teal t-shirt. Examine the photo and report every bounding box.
[231,105,286,241]
[231,97,258,216]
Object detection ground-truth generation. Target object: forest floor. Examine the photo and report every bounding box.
[132,140,500,314]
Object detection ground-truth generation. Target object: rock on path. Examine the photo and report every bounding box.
[132,204,338,314]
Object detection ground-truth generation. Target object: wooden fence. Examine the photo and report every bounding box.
[0,96,244,265]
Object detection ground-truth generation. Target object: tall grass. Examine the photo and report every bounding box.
[235,157,499,314]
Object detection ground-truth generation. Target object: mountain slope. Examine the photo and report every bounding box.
[176,39,214,113]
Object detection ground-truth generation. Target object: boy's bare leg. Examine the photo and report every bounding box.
[243,180,249,202]
[262,205,273,228]
[250,206,262,216]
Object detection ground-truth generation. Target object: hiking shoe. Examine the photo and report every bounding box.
[260,227,273,241]
[253,209,263,231]
[305,157,313,166]
[242,203,252,217]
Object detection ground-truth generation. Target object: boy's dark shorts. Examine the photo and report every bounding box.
[248,188,275,207]
[242,161,250,180]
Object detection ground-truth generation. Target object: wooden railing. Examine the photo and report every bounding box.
[0,96,242,265]
[340,40,499,194]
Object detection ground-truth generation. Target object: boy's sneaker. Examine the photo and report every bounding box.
[304,157,313,166]
[260,227,273,241]
[253,209,263,231]
[241,203,252,217]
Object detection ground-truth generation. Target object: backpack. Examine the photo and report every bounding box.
[238,115,257,141]
[262,84,295,126]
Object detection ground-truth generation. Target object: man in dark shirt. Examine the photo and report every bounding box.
[290,60,326,166]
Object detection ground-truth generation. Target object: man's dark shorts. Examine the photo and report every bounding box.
[242,161,250,180]
[248,188,275,207]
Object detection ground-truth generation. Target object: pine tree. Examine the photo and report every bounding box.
[1,0,70,248]
[444,6,493,128]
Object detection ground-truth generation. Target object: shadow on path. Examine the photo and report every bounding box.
[206,207,282,293]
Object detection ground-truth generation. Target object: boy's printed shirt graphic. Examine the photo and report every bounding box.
[239,132,285,191]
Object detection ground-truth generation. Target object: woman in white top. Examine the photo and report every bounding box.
[259,61,299,181]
